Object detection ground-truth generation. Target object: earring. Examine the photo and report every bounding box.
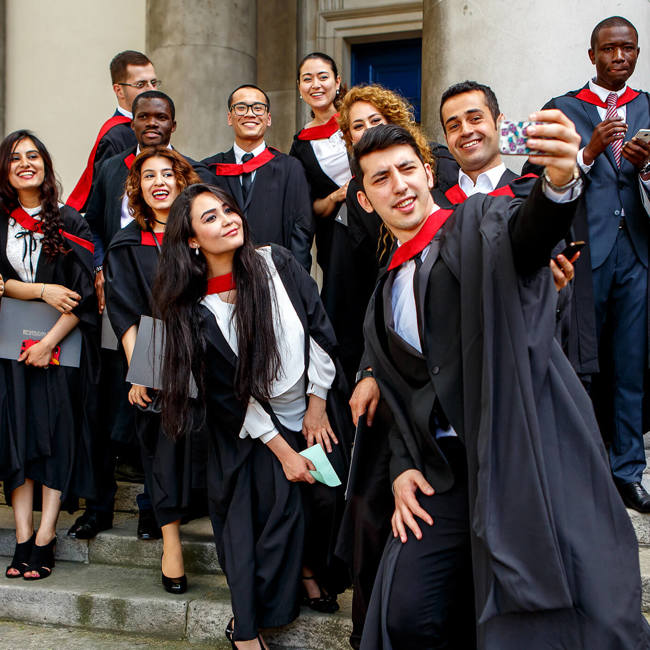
[194,247,199,256]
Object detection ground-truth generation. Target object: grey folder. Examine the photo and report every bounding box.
[0,296,82,368]
[126,315,197,396]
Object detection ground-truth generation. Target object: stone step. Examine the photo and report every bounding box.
[0,505,219,574]
[0,559,353,649]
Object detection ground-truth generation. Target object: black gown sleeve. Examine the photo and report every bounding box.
[284,157,314,271]
[84,161,109,266]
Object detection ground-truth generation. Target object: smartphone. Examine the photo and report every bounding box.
[499,120,543,155]
[555,241,586,263]
[632,129,650,144]
[20,338,61,365]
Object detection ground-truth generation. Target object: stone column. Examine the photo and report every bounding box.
[146,0,257,160]
[0,0,5,137]
[421,0,650,157]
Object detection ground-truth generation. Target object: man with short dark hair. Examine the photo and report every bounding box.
[528,16,650,513]
[203,84,314,271]
[67,50,158,213]
[351,122,649,648]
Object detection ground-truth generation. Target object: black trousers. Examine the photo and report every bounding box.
[385,438,475,650]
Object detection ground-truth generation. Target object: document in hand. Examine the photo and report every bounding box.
[300,443,342,487]
[101,308,119,350]
[126,315,197,396]
[0,296,82,367]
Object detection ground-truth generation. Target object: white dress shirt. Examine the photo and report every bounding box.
[202,247,335,443]
[458,163,507,197]
[233,141,266,185]
[6,204,44,282]
[309,128,352,187]
[116,106,133,119]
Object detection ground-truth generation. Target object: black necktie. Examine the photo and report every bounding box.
[241,152,254,200]
[412,253,424,348]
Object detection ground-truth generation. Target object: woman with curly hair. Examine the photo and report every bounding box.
[103,146,201,594]
[0,130,98,580]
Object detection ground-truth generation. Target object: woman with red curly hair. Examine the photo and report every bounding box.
[104,146,202,595]
[0,130,98,581]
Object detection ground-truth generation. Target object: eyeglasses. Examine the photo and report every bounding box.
[230,102,268,116]
[118,79,162,90]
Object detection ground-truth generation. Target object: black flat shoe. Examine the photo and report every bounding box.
[5,532,35,578]
[301,575,339,613]
[23,536,57,581]
[137,509,162,540]
[67,510,113,539]
[619,481,650,513]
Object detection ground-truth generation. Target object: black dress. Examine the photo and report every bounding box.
[104,222,206,526]
[0,204,99,505]
[196,245,352,641]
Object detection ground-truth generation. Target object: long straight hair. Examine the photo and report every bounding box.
[0,130,67,259]
[152,183,281,439]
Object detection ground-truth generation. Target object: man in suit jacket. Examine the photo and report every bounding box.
[67,50,158,213]
[203,84,314,271]
[351,123,649,649]
[531,16,650,512]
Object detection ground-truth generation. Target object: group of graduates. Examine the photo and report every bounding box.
[2,13,650,650]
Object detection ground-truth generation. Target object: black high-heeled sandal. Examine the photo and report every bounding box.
[225,618,266,649]
[5,532,35,578]
[161,552,187,594]
[23,536,56,581]
[301,574,339,613]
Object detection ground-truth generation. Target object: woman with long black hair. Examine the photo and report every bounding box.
[103,146,201,594]
[152,183,351,649]
[0,130,98,580]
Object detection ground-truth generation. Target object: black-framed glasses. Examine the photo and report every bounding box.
[230,102,268,116]
[118,79,162,90]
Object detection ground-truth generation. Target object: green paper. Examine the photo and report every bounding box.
[300,444,341,487]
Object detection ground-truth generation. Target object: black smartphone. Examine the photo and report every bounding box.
[555,240,586,263]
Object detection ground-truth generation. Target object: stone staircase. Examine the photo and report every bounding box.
[0,482,353,649]
[2,459,650,647]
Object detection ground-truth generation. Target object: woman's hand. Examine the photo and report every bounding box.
[18,340,54,368]
[42,283,81,314]
[302,394,338,452]
[280,450,317,484]
[129,384,151,408]
[329,180,350,205]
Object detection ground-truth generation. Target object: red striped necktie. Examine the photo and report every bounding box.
[606,92,623,167]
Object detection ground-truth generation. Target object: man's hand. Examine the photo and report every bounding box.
[349,377,380,426]
[622,137,650,169]
[583,117,627,165]
[525,109,581,186]
[95,269,105,314]
[391,469,434,543]
[550,253,577,292]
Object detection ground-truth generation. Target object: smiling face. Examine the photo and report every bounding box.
[441,89,502,178]
[188,192,244,261]
[589,24,639,91]
[348,101,389,145]
[356,144,434,243]
[9,137,45,195]
[298,58,340,113]
[227,87,271,148]
[140,156,179,214]
[132,97,176,147]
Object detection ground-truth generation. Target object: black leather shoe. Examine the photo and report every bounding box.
[67,511,113,539]
[619,481,650,513]
[162,572,188,594]
[137,509,162,540]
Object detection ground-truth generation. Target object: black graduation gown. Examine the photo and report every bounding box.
[0,205,100,504]
[202,147,314,271]
[360,183,650,649]
[85,146,216,265]
[104,222,206,526]
[197,246,352,640]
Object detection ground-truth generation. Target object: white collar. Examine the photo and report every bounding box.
[588,79,627,102]
[135,143,173,156]
[458,162,506,195]
[233,141,266,164]
[117,106,133,119]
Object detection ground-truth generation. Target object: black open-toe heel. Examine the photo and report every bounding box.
[5,532,35,578]
[301,574,339,613]
[225,617,235,647]
[23,536,56,580]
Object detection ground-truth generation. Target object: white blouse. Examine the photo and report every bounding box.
[201,247,336,443]
[6,204,44,282]
[309,129,352,188]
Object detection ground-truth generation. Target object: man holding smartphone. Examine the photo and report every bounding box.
[530,16,650,513]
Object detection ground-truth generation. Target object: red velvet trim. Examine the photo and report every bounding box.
[124,153,136,170]
[206,273,236,294]
[213,148,275,176]
[10,207,94,253]
[297,113,340,141]
[575,86,640,109]
[444,184,468,205]
[140,231,164,247]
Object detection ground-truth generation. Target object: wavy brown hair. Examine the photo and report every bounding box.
[0,130,67,259]
[125,147,201,230]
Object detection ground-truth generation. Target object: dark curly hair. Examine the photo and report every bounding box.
[125,146,201,230]
[0,130,67,259]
